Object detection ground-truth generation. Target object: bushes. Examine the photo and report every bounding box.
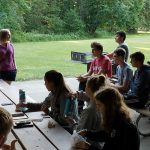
[12,30,114,43]
[12,32,86,42]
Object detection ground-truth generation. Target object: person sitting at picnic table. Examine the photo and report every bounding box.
[74,75,110,132]
[77,42,112,114]
[110,48,133,93]
[73,87,140,150]
[0,107,17,150]
[124,51,150,108]
[16,70,79,133]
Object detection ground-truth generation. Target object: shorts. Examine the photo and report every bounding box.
[0,70,17,81]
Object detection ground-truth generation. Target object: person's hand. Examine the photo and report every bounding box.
[73,141,90,150]
[41,104,49,115]
[69,92,78,98]
[76,76,86,82]
[77,129,87,136]
[2,140,17,150]
[64,116,76,125]
[15,103,27,112]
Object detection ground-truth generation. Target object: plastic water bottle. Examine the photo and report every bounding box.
[19,89,28,112]
[19,89,26,103]
[64,98,71,117]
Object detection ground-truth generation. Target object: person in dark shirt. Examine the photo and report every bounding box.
[124,51,150,108]
[74,87,140,150]
[107,31,129,62]
[107,31,129,75]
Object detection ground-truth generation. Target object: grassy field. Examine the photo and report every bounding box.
[14,34,150,81]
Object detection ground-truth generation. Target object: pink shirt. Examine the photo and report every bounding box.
[0,42,16,71]
[89,55,112,77]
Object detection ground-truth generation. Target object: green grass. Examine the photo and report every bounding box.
[14,34,150,81]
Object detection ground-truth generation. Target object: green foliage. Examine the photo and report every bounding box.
[63,9,84,33]
[24,0,61,33]
[0,0,29,31]
[79,0,103,33]
[125,0,144,33]
[0,0,150,37]
[139,0,150,30]
[12,32,88,42]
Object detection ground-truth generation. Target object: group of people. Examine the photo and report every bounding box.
[0,29,150,150]
[77,31,150,110]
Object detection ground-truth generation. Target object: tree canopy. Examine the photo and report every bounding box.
[0,0,149,35]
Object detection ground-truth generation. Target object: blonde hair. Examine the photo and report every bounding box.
[86,75,109,93]
[0,29,11,41]
[0,107,13,135]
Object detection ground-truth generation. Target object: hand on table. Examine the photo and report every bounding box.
[76,76,87,82]
[77,129,88,136]
[41,104,49,115]
[15,103,27,112]
[73,141,90,150]
[2,140,17,150]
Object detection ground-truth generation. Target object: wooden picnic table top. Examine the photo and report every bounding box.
[0,79,73,150]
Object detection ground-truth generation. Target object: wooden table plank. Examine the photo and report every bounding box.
[12,126,57,150]
[26,112,72,150]
[0,80,72,150]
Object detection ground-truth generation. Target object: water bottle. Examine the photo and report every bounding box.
[64,98,71,117]
[19,89,26,103]
[19,89,28,112]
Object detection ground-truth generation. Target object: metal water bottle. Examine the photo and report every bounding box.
[19,89,26,103]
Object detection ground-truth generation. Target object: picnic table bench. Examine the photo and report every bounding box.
[0,79,72,150]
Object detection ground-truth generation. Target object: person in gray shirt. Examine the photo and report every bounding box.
[111,48,133,94]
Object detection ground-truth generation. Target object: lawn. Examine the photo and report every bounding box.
[14,34,150,81]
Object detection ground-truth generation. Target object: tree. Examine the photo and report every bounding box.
[0,0,28,32]
[24,0,62,33]
[63,9,84,33]
[139,0,150,30]
[79,0,103,33]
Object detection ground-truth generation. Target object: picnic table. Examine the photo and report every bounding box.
[0,79,73,150]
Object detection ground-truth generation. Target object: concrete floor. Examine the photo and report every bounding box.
[12,78,150,150]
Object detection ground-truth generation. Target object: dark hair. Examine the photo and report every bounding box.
[44,70,72,102]
[86,75,108,93]
[91,42,103,52]
[114,48,126,59]
[130,51,145,64]
[0,29,11,41]
[116,31,126,41]
[95,87,131,131]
